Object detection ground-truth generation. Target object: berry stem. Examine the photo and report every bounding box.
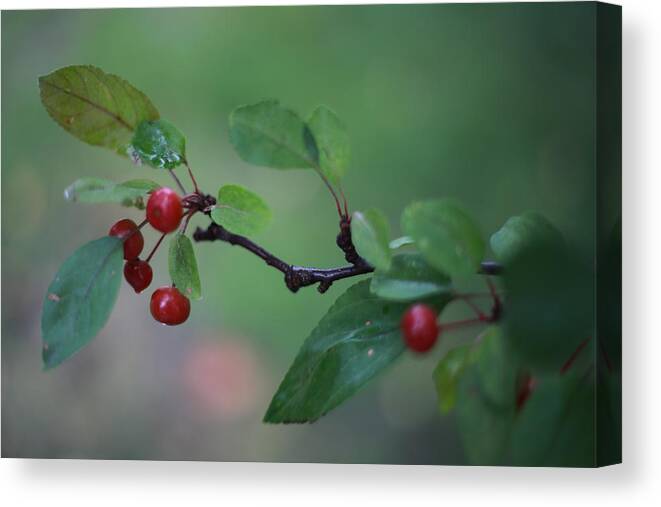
[116,218,147,248]
[441,316,489,332]
[455,294,487,320]
[179,209,195,235]
[560,337,590,374]
[485,276,503,321]
[123,219,148,242]
[145,232,167,263]
[486,276,499,301]
[439,287,504,336]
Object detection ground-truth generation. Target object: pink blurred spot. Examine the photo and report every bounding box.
[182,339,261,421]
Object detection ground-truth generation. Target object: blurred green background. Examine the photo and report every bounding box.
[2,3,596,463]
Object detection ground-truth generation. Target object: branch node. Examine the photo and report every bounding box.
[318,281,332,293]
[336,216,361,264]
[284,270,301,293]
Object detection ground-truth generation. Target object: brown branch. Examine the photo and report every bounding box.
[193,222,372,293]
[190,194,502,294]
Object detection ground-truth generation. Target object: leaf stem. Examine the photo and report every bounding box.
[315,169,344,219]
[339,186,349,217]
[455,294,487,320]
[441,316,489,331]
[184,160,200,194]
[168,168,186,195]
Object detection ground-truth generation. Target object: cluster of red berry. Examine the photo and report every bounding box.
[108,187,191,326]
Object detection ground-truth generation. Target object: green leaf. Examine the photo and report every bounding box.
[508,373,595,467]
[168,234,202,300]
[130,119,186,169]
[503,244,593,372]
[370,252,452,301]
[306,105,350,185]
[401,199,485,277]
[443,327,596,467]
[490,211,564,265]
[454,327,518,465]
[389,236,414,250]
[210,184,272,236]
[351,208,392,271]
[433,344,475,414]
[456,368,516,465]
[264,280,451,423]
[64,178,159,209]
[475,326,519,406]
[229,100,315,170]
[39,65,159,156]
[41,236,124,369]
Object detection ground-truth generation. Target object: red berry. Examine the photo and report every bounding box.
[109,219,144,260]
[150,286,190,325]
[146,187,183,233]
[401,304,439,353]
[124,259,153,293]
